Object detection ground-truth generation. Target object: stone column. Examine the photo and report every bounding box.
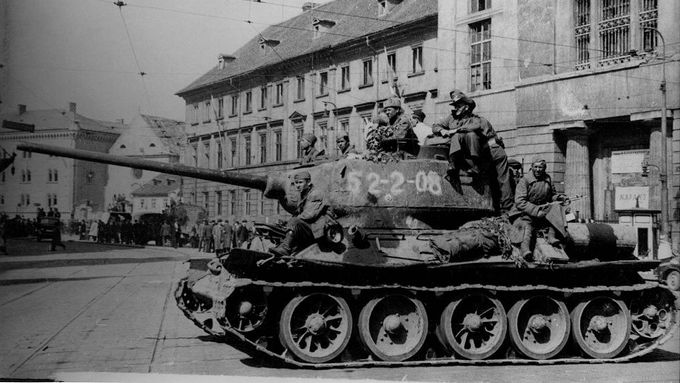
[564,129,592,220]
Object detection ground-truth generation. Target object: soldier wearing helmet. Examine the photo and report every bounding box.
[367,97,418,156]
[299,133,327,164]
[432,90,513,213]
[269,170,328,257]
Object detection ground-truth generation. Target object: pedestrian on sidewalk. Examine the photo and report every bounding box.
[50,220,66,251]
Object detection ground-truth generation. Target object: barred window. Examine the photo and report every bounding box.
[640,0,658,51]
[574,0,591,69]
[470,19,491,91]
[598,0,630,61]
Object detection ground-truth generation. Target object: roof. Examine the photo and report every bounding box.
[140,114,187,155]
[0,108,123,134]
[177,0,437,95]
[131,174,181,197]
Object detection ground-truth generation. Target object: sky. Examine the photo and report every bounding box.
[1,0,328,123]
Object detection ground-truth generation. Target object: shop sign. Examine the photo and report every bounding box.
[615,186,649,209]
[611,150,648,174]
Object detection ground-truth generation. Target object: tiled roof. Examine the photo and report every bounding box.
[131,174,181,196]
[177,0,437,95]
[0,109,123,134]
[140,114,186,155]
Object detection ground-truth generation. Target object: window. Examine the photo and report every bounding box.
[151,198,157,209]
[229,190,236,215]
[640,0,658,52]
[245,91,252,113]
[259,132,267,163]
[141,198,146,209]
[202,191,209,211]
[339,118,349,137]
[48,194,57,207]
[362,59,373,86]
[245,190,254,216]
[216,191,223,216]
[203,101,211,122]
[470,19,491,91]
[275,83,284,105]
[244,135,251,165]
[275,130,282,161]
[230,95,239,116]
[260,85,268,109]
[386,52,397,80]
[48,169,52,182]
[22,169,31,183]
[192,145,198,166]
[340,65,350,90]
[411,46,423,74]
[230,138,237,167]
[192,104,199,124]
[599,0,630,60]
[217,142,223,168]
[22,151,31,159]
[318,72,329,96]
[295,125,304,158]
[471,0,491,13]
[217,97,224,119]
[53,169,58,182]
[574,0,591,68]
[296,76,305,100]
[21,194,30,206]
[378,0,387,16]
[317,120,328,153]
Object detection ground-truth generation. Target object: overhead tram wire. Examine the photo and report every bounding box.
[114,1,154,116]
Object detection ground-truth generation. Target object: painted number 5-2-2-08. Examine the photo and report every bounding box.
[346,170,443,197]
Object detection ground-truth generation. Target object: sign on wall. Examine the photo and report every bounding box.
[611,149,648,174]
[615,186,650,210]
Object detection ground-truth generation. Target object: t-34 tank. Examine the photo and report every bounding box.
[17,142,678,366]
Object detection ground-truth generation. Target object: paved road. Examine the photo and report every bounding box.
[0,238,678,382]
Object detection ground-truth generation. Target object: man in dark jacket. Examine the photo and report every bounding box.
[432,90,512,212]
[236,219,250,246]
[299,133,326,164]
[269,170,328,257]
[513,158,566,259]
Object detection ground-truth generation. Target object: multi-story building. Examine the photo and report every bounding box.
[0,103,121,219]
[176,0,439,223]
[438,0,679,254]
[105,114,186,213]
[130,174,181,216]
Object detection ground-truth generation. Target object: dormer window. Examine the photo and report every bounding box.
[312,18,336,39]
[217,54,235,70]
[258,37,280,50]
[378,0,387,16]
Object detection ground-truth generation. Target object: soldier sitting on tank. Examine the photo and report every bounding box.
[335,133,359,159]
[513,158,568,260]
[432,90,513,213]
[366,97,418,156]
[299,133,326,165]
[268,170,327,258]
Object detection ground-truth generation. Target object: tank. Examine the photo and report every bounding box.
[17,141,678,366]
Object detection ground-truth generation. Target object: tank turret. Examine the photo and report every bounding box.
[17,142,494,229]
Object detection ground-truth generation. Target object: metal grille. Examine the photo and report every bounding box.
[598,0,630,63]
[640,0,657,51]
[574,0,591,69]
[470,19,491,91]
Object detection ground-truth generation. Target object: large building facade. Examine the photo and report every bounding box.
[437,0,679,254]
[177,0,439,224]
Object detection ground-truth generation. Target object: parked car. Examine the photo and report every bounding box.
[36,217,60,242]
[655,255,680,291]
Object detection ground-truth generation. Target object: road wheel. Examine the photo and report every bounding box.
[279,293,352,364]
[571,296,631,359]
[665,270,680,291]
[507,296,570,359]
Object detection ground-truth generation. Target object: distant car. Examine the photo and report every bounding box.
[36,217,60,242]
[655,256,680,291]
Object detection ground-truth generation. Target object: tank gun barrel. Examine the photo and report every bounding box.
[17,142,268,191]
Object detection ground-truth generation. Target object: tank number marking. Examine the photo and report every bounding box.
[347,170,441,197]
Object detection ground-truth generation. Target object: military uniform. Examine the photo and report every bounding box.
[514,169,559,257]
[300,147,326,164]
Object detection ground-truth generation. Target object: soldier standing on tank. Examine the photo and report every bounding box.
[513,158,567,260]
[367,97,418,155]
[269,170,327,257]
[299,133,326,164]
[432,90,513,213]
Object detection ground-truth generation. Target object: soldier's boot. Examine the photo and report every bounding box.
[269,231,294,257]
[520,230,533,261]
[545,227,560,246]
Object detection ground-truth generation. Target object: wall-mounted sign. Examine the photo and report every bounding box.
[611,149,648,174]
[615,186,650,210]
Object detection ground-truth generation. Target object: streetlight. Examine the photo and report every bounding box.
[644,27,670,250]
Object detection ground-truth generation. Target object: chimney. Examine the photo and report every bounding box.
[18,104,26,115]
[302,2,318,11]
[69,102,77,120]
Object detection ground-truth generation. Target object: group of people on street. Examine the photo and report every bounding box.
[193,219,254,254]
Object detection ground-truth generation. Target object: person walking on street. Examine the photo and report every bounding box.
[50,219,66,251]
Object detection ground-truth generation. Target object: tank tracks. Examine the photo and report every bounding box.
[175,263,679,368]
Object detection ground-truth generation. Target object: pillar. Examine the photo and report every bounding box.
[564,129,592,220]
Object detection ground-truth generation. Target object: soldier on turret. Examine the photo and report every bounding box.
[299,133,326,164]
[432,90,513,213]
[269,170,327,257]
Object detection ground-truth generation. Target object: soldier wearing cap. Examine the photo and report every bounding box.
[367,97,418,155]
[299,133,326,164]
[269,170,328,257]
[513,158,566,259]
[432,89,513,213]
[335,133,358,159]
